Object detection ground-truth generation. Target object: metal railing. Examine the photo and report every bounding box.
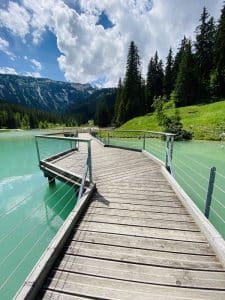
[90,129,175,174]
[35,134,93,200]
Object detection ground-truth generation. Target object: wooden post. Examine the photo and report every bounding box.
[204,167,216,218]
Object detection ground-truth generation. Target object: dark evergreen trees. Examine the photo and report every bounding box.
[114,78,123,126]
[174,40,198,106]
[0,99,75,129]
[117,41,144,124]
[172,36,188,87]
[95,101,111,127]
[195,7,215,99]
[213,3,225,97]
[146,51,164,112]
[164,48,174,99]
[146,57,155,112]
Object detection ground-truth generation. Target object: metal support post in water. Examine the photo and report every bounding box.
[204,167,216,218]
[35,137,41,164]
[88,141,93,183]
[48,176,56,185]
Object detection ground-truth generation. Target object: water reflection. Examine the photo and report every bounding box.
[43,181,77,232]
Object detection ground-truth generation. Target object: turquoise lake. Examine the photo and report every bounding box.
[0,131,77,299]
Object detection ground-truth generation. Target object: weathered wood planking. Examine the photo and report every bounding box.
[40,133,225,299]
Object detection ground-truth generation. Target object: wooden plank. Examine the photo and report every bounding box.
[71,230,214,255]
[97,186,175,194]
[55,255,225,289]
[76,221,206,242]
[93,192,178,201]
[92,196,183,207]
[44,272,225,300]
[66,241,222,270]
[90,201,189,215]
[81,214,199,231]
[41,290,86,300]
[85,206,194,222]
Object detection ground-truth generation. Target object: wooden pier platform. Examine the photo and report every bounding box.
[19,133,225,299]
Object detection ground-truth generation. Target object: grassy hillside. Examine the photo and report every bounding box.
[119,100,225,140]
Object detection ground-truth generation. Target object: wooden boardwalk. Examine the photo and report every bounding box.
[39,134,225,299]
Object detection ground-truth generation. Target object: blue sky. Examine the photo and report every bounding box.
[0,0,223,87]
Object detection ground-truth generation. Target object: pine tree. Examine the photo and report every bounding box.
[195,7,215,99]
[164,48,174,100]
[114,78,123,126]
[156,58,164,97]
[146,57,155,112]
[95,101,111,127]
[146,51,164,112]
[118,41,143,123]
[214,3,225,97]
[172,36,188,87]
[174,40,198,106]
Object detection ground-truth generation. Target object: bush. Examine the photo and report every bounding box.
[153,96,192,140]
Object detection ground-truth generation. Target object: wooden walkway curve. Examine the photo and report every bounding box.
[39,134,225,299]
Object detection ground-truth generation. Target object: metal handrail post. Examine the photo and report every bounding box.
[88,140,93,183]
[143,132,146,150]
[165,135,174,175]
[107,132,110,145]
[165,136,169,171]
[204,167,216,218]
[169,136,174,174]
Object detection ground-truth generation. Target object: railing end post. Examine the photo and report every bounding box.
[204,166,216,219]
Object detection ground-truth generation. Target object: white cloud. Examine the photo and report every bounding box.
[0,36,15,59]
[0,1,30,40]
[23,71,41,77]
[0,67,17,75]
[30,58,42,70]
[0,0,224,86]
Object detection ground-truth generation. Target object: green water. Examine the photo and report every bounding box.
[0,131,77,299]
[108,137,225,238]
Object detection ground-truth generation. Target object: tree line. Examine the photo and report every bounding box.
[114,4,225,126]
[0,100,77,129]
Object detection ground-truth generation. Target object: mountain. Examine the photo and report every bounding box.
[0,74,95,112]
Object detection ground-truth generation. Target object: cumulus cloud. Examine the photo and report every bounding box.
[0,36,15,59]
[0,1,30,40]
[24,56,42,71]
[0,67,17,75]
[30,58,42,70]
[0,0,224,86]
[23,71,41,77]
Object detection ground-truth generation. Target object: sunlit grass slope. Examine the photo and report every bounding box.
[119,99,225,140]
